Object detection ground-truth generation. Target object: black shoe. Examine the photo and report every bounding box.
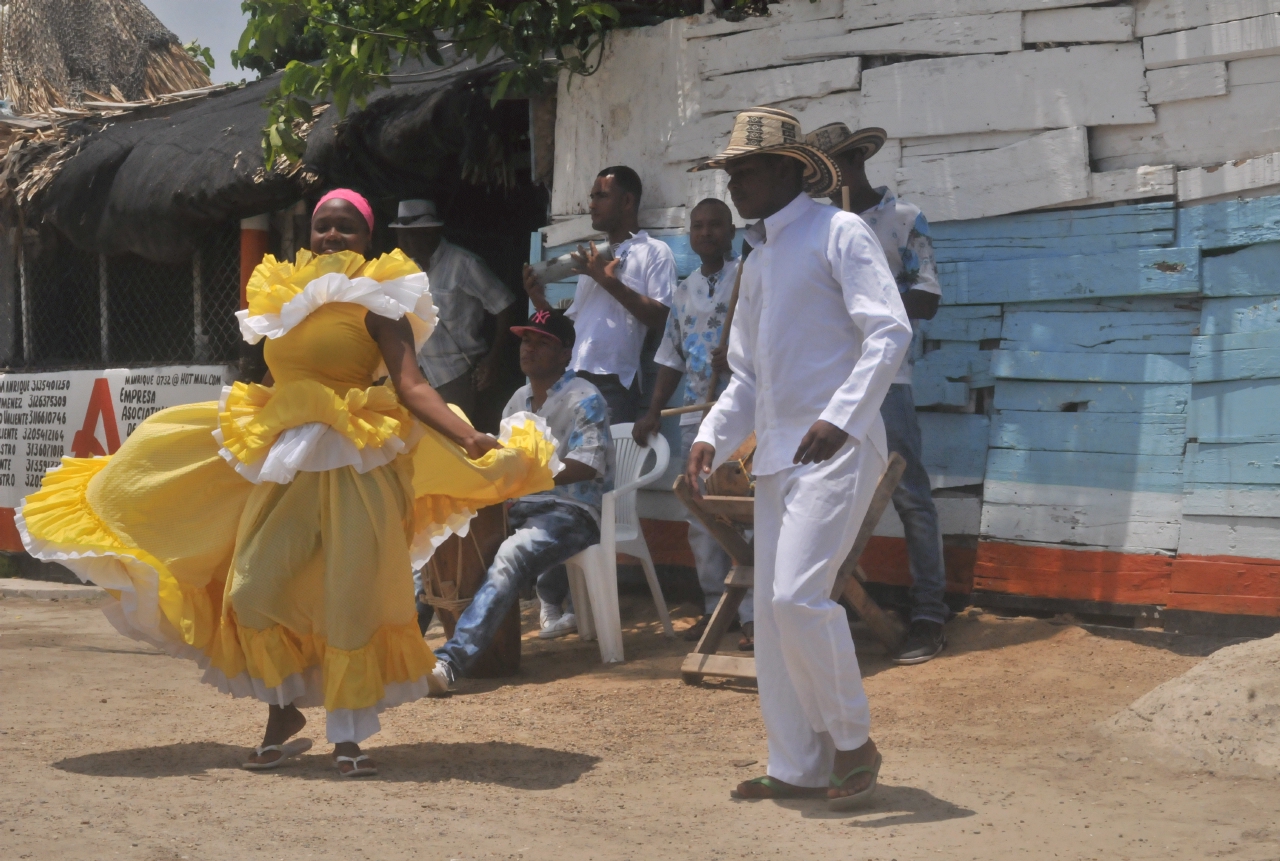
[683,614,711,642]
[893,620,945,665]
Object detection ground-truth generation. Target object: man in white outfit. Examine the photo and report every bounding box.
[685,108,912,808]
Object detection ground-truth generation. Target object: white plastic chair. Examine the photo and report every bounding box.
[564,422,676,663]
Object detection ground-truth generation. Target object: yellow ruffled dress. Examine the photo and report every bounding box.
[16,249,559,743]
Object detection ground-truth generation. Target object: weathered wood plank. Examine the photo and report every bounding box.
[696,20,835,78]
[1070,166,1178,207]
[1179,150,1280,203]
[1023,6,1135,43]
[1136,0,1280,38]
[1185,440,1280,485]
[897,127,1090,222]
[991,350,1192,383]
[1143,13,1280,70]
[1146,62,1229,104]
[993,381,1191,414]
[683,0,844,40]
[913,377,971,408]
[785,12,1022,61]
[991,411,1188,456]
[1202,242,1280,298]
[700,57,862,116]
[981,485,1183,552]
[1178,514,1280,558]
[932,201,1176,263]
[1201,295,1280,335]
[680,652,757,681]
[1177,194,1280,249]
[985,449,1186,493]
[1190,347,1280,382]
[859,44,1154,138]
[916,305,1003,342]
[919,412,990,487]
[1189,378,1280,443]
[1001,309,1199,353]
[844,0,1089,28]
[901,130,1036,162]
[1191,323,1280,356]
[1181,486,1280,517]
[1091,64,1280,173]
[940,247,1202,305]
[875,496,983,538]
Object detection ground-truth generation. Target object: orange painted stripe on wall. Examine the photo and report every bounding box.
[974,541,1173,605]
[0,507,21,553]
[1171,556,1280,598]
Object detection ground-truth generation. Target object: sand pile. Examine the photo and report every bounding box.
[1105,634,1280,778]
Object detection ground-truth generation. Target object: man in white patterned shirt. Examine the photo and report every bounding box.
[808,124,948,666]
[392,199,519,420]
[633,198,754,650]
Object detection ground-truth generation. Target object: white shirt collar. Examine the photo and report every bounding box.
[745,192,814,247]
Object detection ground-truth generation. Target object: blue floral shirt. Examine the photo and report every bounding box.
[654,256,739,425]
[504,370,615,522]
[858,188,940,385]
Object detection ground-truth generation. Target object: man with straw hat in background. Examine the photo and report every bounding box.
[684,107,912,808]
[807,123,949,666]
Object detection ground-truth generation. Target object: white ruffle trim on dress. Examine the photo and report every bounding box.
[16,500,442,743]
[211,385,428,485]
[236,270,437,357]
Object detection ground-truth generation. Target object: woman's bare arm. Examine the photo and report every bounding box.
[367,313,502,459]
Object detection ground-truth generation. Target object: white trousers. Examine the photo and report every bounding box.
[753,437,885,788]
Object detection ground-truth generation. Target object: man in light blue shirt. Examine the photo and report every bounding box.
[432,311,615,689]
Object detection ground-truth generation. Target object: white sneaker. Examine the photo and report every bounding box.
[538,612,578,639]
[427,660,455,697]
[539,599,562,629]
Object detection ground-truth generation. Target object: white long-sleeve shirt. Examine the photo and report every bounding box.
[695,193,912,477]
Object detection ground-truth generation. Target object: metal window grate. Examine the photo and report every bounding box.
[12,224,242,369]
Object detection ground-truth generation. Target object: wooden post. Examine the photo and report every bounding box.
[240,215,270,311]
[17,235,32,364]
[192,249,206,362]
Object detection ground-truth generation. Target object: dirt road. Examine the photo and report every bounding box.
[1,593,1276,861]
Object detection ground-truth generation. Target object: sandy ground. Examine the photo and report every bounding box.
[1,591,1277,861]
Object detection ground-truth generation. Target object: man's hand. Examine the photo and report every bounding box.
[632,410,662,446]
[710,345,730,376]
[571,241,620,286]
[473,352,502,392]
[793,420,848,465]
[522,264,551,312]
[460,431,503,460]
[685,442,716,499]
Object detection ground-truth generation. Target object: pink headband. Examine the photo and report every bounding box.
[313,189,375,233]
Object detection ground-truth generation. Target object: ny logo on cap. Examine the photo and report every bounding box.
[532,310,552,324]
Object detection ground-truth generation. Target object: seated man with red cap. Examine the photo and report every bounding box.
[430,310,616,689]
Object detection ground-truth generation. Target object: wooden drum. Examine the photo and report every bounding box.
[421,503,522,678]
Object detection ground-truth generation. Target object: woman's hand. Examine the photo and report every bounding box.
[460,431,502,460]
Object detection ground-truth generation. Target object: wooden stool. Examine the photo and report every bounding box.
[421,504,522,678]
[676,452,909,684]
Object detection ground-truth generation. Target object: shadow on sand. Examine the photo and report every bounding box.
[774,783,975,824]
[54,740,600,788]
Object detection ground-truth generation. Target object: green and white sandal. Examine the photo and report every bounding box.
[828,752,882,810]
[731,775,827,800]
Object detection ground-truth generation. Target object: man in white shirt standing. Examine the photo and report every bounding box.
[633,198,754,651]
[523,166,675,423]
[685,108,912,808]
[392,199,519,421]
[808,123,949,665]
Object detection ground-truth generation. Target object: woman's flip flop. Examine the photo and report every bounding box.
[335,754,379,778]
[731,775,827,800]
[828,752,882,811]
[241,737,313,771]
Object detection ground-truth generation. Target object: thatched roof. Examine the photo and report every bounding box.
[2,55,527,262]
[0,0,210,114]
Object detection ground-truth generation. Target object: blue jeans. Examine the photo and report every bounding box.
[434,498,600,677]
[880,384,948,624]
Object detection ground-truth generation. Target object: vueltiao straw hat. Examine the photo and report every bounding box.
[689,107,842,197]
[805,123,887,161]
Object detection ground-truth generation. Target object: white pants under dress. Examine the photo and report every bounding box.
[752,437,885,787]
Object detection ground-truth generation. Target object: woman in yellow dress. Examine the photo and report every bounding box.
[17,189,559,777]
